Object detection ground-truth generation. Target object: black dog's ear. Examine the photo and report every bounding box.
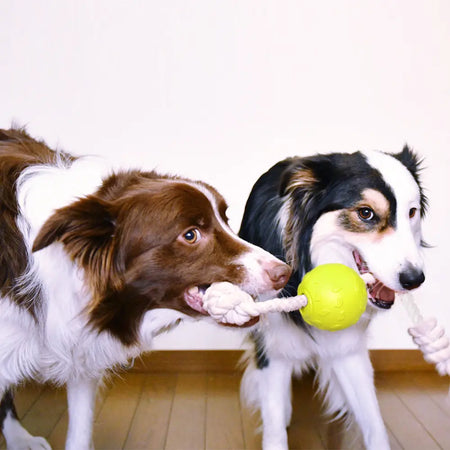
[281,158,318,197]
[393,145,428,217]
[278,156,336,272]
[280,156,326,198]
[394,145,423,178]
[279,154,341,205]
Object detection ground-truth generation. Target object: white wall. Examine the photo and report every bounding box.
[1,0,449,349]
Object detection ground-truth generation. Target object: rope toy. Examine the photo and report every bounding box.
[203,282,307,326]
[399,292,450,376]
[203,264,367,330]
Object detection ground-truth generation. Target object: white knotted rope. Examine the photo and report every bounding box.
[399,292,450,377]
[202,282,307,326]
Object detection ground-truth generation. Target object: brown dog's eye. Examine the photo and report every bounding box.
[182,228,202,244]
[357,207,375,222]
[409,208,417,219]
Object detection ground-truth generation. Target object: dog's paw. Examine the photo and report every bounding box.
[6,435,51,450]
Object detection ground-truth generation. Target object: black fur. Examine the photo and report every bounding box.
[0,389,18,432]
[250,330,270,369]
[239,159,291,263]
[393,145,428,216]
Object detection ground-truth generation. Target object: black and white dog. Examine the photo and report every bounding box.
[239,147,427,450]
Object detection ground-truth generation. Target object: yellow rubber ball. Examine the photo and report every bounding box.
[297,263,367,331]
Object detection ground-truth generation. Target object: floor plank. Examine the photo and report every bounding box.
[1,369,448,449]
[378,371,450,449]
[376,372,441,449]
[164,373,207,450]
[411,371,450,417]
[19,385,67,441]
[94,374,146,449]
[123,374,177,450]
[206,374,245,449]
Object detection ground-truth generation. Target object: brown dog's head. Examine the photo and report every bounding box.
[33,170,291,345]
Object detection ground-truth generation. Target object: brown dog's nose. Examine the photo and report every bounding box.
[265,260,292,290]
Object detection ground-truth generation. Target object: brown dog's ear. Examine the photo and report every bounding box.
[33,196,114,252]
[32,196,120,291]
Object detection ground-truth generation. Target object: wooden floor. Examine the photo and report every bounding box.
[1,370,449,449]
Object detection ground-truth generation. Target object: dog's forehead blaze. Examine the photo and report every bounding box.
[186,181,230,224]
[364,149,423,213]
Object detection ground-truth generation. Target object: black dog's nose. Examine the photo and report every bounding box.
[399,268,425,290]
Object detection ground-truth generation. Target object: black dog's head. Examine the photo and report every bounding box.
[278,146,427,310]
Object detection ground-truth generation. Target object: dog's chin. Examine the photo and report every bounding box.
[352,250,396,310]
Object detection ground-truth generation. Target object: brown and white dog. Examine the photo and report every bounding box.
[0,128,291,449]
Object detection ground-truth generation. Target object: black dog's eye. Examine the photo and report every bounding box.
[357,207,375,222]
[182,228,202,244]
[409,208,417,219]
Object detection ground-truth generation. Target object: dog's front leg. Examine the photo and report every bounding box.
[65,377,98,450]
[326,349,390,450]
[251,358,293,450]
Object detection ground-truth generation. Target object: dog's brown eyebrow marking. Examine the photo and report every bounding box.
[361,189,390,217]
[339,189,393,234]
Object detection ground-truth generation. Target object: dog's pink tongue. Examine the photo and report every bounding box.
[369,280,395,302]
[184,287,208,314]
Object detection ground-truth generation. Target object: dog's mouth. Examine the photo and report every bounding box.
[184,284,211,315]
[353,250,396,310]
[184,284,258,327]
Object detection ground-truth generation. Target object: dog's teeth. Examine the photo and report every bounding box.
[361,273,376,285]
[188,286,199,296]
